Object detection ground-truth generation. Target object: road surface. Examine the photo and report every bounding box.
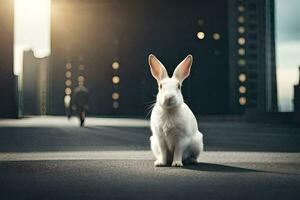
[0,116,299,200]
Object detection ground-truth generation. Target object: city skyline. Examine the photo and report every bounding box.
[14,0,300,112]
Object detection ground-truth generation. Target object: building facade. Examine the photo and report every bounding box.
[294,67,300,112]
[49,0,277,116]
[22,50,49,115]
[0,0,17,118]
[228,0,277,113]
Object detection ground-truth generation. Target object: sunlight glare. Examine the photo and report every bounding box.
[14,0,51,76]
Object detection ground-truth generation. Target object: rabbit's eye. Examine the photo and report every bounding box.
[177,83,181,90]
[159,84,162,89]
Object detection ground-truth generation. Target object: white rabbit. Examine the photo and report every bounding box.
[148,54,204,167]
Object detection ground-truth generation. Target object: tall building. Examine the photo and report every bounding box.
[49,0,277,116]
[228,0,278,113]
[0,0,17,118]
[23,50,49,115]
[294,67,300,112]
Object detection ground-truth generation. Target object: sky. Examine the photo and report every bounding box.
[276,0,300,111]
[14,0,300,111]
[14,0,50,75]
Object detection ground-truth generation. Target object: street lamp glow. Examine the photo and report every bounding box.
[197,32,205,40]
[213,33,221,40]
[239,97,247,105]
[238,26,245,34]
[239,86,247,94]
[238,37,246,45]
[112,76,120,84]
[112,62,120,70]
[239,73,247,82]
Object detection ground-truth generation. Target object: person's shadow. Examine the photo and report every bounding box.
[183,162,260,173]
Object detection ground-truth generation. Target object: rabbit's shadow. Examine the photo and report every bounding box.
[183,162,260,173]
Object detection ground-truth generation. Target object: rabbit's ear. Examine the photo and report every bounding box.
[172,55,193,82]
[148,54,168,81]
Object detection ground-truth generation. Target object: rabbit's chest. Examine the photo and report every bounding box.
[160,119,184,138]
[160,121,184,151]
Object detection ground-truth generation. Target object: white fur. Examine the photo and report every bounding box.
[148,54,204,167]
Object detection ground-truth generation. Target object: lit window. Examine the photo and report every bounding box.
[238,37,246,45]
[238,59,246,66]
[238,73,247,82]
[78,64,85,71]
[65,87,72,95]
[238,48,246,55]
[78,76,85,82]
[197,32,205,40]
[238,26,245,34]
[112,101,119,109]
[238,5,245,12]
[239,97,247,105]
[66,63,72,70]
[112,76,120,84]
[112,62,120,70]
[65,79,72,86]
[238,16,245,23]
[239,86,247,94]
[198,19,204,26]
[65,71,72,78]
[112,92,120,100]
[212,33,220,40]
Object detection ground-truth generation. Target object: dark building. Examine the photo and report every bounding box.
[228,0,278,113]
[49,0,277,116]
[22,50,49,115]
[0,0,17,118]
[294,67,300,112]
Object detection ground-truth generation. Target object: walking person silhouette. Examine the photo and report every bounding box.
[72,81,89,127]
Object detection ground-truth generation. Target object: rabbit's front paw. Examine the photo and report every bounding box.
[154,160,167,167]
[171,161,183,167]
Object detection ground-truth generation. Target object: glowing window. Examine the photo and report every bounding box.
[198,19,204,26]
[239,86,247,94]
[112,92,120,100]
[112,76,120,84]
[212,33,221,40]
[112,101,119,109]
[238,48,246,56]
[238,73,247,82]
[78,76,85,82]
[238,37,246,45]
[66,63,72,70]
[112,62,120,70]
[65,87,72,95]
[238,59,247,66]
[238,5,245,12]
[239,97,247,105]
[65,79,72,86]
[65,71,72,78]
[238,26,245,34]
[238,16,245,23]
[78,64,85,71]
[197,32,205,40]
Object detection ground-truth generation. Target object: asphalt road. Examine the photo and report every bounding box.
[0,116,299,152]
[0,116,300,200]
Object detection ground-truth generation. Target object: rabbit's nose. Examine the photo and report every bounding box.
[165,95,175,104]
